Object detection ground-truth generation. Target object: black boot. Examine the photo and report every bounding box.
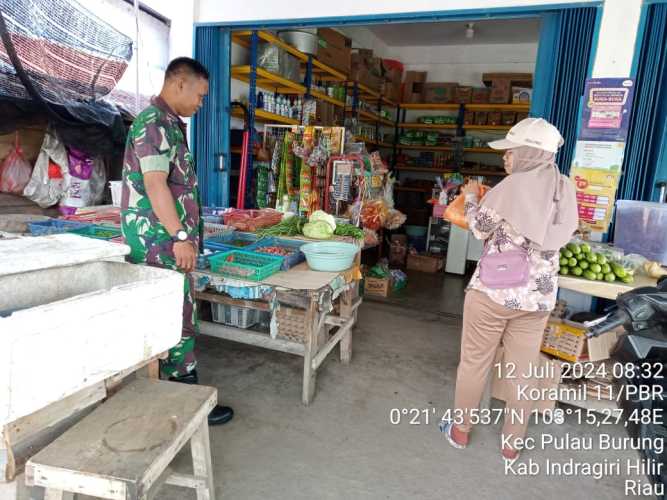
[169,370,234,426]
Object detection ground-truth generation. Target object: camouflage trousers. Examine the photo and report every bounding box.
[159,273,198,378]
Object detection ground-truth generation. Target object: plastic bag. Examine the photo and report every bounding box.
[0,133,33,194]
[443,185,489,229]
[60,147,94,215]
[23,128,70,207]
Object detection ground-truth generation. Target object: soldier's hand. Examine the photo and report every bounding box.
[174,241,196,273]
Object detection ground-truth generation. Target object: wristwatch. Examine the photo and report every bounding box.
[172,229,188,243]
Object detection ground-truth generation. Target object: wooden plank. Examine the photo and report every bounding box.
[302,296,320,405]
[27,379,216,499]
[195,291,270,311]
[190,421,215,500]
[339,290,357,365]
[2,382,106,482]
[200,321,305,356]
[400,103,460,110]
[312,319,353,370]
[27,464,127,500]
[165,472,209,491]
[105,352,166,394]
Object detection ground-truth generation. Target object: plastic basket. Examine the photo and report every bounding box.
[29,219,89,236]
[203,222,235,238]
[209,249,283,281]
[204,231,260,252]
[211,303,259,329]
[251,237,305,271]
[68,224,122,240]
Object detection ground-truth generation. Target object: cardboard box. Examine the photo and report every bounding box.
[351,65,384,91]
[384,66,403,86]
[474,111,488,126]
[488,111,502,126]
[490,79,512,104]
[456,86,473,104]
[512,87,533,104]
[472,87,491,104]
[318,28,350,50]
[364,276,391,297]
[317,28,352,74]
[381,80,401,102]
[482,73,533,88]
[541,319,620,363]
[403,71,427,103]
[463,111,475,125]
[423,83,458,104]
[492,347,565,413]
[407,254,443,273]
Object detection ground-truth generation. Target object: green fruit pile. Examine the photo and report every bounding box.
[559,242,634,284]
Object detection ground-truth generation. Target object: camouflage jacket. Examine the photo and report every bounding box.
[120,96,200,268]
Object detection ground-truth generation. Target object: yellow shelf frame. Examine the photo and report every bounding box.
[232,66,306,94]
[463,125,512,131]
[465,103,530,112]
[400,103,460,110]
[465,147,504,154]
[399,123,457,130]
[351,109,395,127]
[232,108,299,125]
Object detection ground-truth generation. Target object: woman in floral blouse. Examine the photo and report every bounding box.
[440,118,578,462]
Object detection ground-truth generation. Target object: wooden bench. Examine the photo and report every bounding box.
[25,378,217,499]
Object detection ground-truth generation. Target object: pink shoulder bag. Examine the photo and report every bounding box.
[478,243,530,289]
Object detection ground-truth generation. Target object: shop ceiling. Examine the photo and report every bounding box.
[367,18,541,46]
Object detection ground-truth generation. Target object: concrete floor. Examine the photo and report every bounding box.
[155,272,648,499]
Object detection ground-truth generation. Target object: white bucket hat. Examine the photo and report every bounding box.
[488,117,564,154]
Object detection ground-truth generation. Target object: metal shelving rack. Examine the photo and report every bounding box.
[230,29,400,208]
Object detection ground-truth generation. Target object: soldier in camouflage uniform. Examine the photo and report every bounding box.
[121,57,233,426]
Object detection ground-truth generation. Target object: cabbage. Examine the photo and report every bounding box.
[309,210,336,231]
[303,221,334,239]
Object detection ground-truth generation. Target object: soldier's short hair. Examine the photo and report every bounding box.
[165,57,210,81]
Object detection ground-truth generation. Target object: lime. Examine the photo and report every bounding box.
[572,267,583,276]
[621,275,634,284]
[590,263,602,274]
[597,273,604,281]
[584,270,597,281]
[560,257,569,267]
[568,258,578,268]
[587,253,598,264]
[563,250,574,259]
[579,260,589,270]
[560,267,570,276]
[601,263,611,274]
[567,243,582,255]
[597,254,608,266]
[581,243,592,254]
[604,273,616,282]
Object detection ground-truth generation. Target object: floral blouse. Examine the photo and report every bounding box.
[464,193,559,312]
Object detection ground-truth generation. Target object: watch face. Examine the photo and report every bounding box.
[177,230,188,241]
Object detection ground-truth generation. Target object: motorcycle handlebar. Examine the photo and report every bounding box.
[586,310,629,338]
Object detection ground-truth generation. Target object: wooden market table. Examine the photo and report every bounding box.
[558,274,657,300]
[194,262,362,405]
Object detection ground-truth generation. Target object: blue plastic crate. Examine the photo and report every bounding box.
[251,237,305,271]
[204,231,260,252]
[29,219,89,236]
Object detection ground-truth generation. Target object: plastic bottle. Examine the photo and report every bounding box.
[256,92,264,109]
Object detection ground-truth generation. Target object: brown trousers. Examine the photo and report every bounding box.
[454,290,549,445]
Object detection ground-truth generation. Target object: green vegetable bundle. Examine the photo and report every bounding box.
[334,223,364,240]
[559,242,634,284]
[255,216,307,237]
